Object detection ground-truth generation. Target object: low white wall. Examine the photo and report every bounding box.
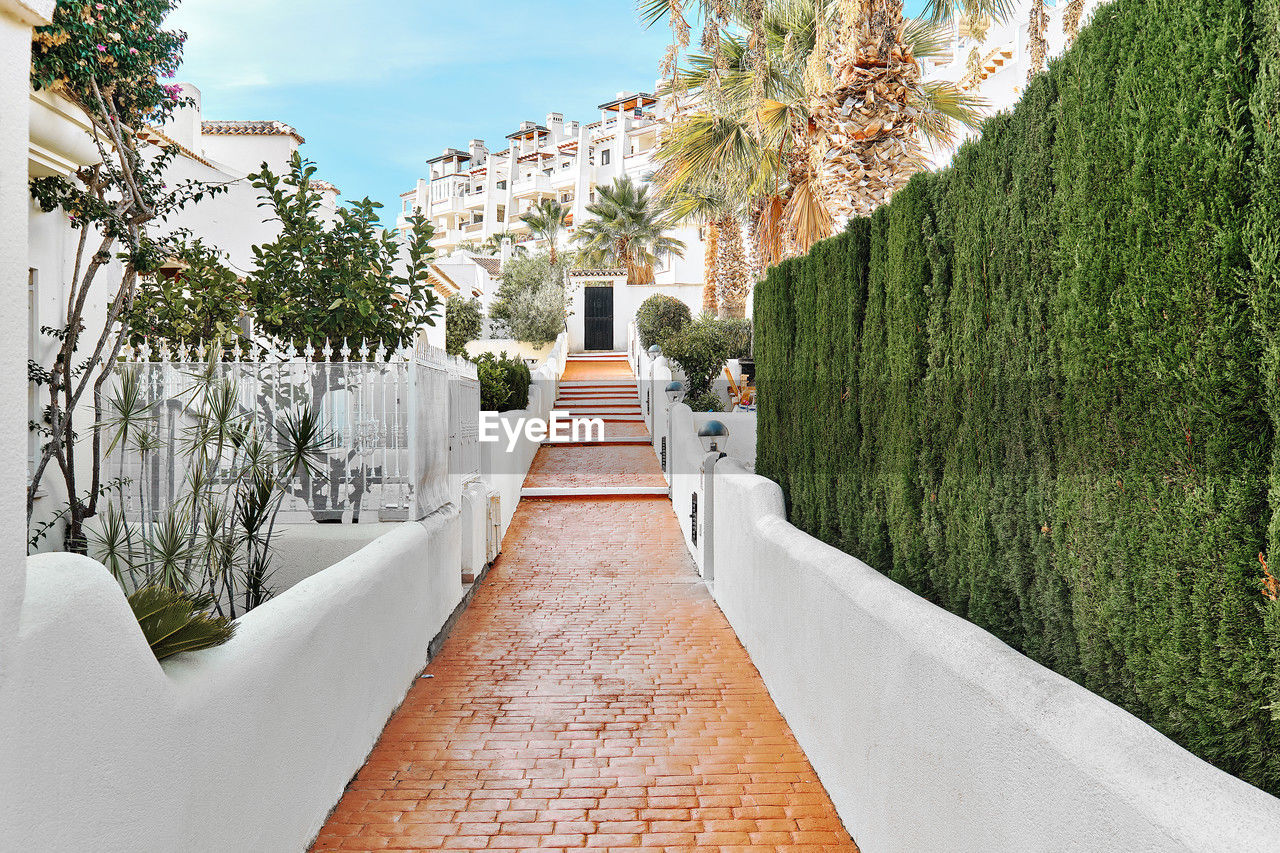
[702,457,1280,852]
[270,521,401,593]
[0,510,465,852]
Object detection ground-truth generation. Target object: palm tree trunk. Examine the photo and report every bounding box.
[1063,0,1084,44]
[703,217,720,316]
[1028,0,1048,81]
[809,0,925,227]
[717,216,749,320]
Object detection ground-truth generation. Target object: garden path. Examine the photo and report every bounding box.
[310,357,856,852]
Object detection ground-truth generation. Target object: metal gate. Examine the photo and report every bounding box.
[584,285,614,351]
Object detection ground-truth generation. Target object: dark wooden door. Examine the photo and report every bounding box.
[584,286,614,351]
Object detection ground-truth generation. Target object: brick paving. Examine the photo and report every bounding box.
[522,445,667,490]
[310,358,856,852]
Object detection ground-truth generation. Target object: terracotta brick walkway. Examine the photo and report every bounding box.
[311,358,856,852]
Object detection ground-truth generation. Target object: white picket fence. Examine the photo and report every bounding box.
[107,337,479,524]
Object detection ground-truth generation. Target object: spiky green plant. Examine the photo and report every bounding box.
[96,347,332,625]
[127,585,235,661]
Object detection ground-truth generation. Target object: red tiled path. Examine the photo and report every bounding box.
[311,357,857,852]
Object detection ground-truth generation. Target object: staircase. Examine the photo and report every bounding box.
[520,353,670,498]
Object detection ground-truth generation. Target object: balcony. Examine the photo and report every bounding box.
[512,173,552,198]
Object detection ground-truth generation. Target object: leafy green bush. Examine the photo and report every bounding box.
[445,296,483,356]
[636,294,692,349]
[473,352,531,412]
[755,0,1280,794]
[660,316,732,398]
[711,317,752,360]
[489,252,568,346]
[683,390,724,413]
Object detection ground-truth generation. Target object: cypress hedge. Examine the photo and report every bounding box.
[755,0,1280,794]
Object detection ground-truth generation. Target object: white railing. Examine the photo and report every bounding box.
[106,337,478,524]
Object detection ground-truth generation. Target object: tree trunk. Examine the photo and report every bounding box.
[703,218,720,316]
[1028,0,1048,80]
[717,216,750,319]
[1063,0,1084,43]
[809,0,924,227]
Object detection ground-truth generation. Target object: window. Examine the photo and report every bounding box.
[601,149,611,165]
[497,180,507,190]
[561,193,573,204]
[497,205,506,222]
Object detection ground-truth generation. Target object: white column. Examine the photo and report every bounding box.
[0,0,54,695]
[611,108,625,181]
[482,152,499,239]
[503,147,517,231]
[571,126,591,234]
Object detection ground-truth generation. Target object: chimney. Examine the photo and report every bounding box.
[547,112,565,143]
[165,82,202,149]
[499,237,514,265]
[468,138,486,165]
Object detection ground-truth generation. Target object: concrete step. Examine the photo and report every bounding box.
[521,486,670,498]
[541,436,651,446]
[553,404,642,412]
[556,398,639,406]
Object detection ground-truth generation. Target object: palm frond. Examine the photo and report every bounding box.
[921,0,1018,25]
[127,585,235,661]
[914,80,987,148]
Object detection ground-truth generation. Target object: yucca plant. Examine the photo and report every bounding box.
[94,348,331,659]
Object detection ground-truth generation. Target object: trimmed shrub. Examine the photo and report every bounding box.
[755,0,1280,794]
[660,315,732,398]
[684,390,724,413]
[474,352,531,412]
[445,295,482,356]
[711,317,752,360]
[636,294,692,349]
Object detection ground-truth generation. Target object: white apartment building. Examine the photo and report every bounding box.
[921,0,1107,167]
[400,1,1106,352]
[398,90,706,295]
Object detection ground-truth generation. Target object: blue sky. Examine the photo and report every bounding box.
[168,0,928,221]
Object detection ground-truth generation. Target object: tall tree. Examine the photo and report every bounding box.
[28,0,228,551]
[520,198,569,262]
[648,0,992,262]
[573,177,687,285]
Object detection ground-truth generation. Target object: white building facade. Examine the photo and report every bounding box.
[398,90,708,351]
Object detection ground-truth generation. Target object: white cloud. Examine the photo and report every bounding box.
[167,0,444,88]
[167,0,668,91]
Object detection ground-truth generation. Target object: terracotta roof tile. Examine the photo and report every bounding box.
[201,120,305,144]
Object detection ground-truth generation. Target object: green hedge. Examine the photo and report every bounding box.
[755,0,1280,794]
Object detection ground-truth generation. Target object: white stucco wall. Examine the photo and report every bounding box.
[697,455,1280,851]
[1,511,466,853]
[1,0,54,712]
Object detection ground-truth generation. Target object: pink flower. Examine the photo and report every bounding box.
[96,44,106,52]
[129,47,138,54]
[95,2,104,7]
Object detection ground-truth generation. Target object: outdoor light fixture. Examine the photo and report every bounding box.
[665,380,684,404]
[698,420,729,454]
[647,344,661,357]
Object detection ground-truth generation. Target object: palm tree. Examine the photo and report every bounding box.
[573,177,687,285]
[662,187,732,315]
[477,231,513,256]
[646,0,1005,254]
[520,199,569,262]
